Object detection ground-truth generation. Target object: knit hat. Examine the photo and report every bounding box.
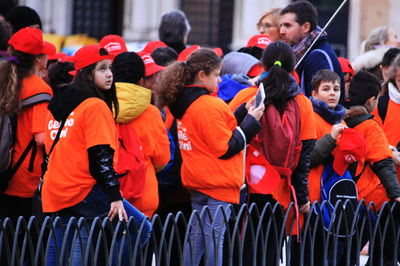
[5,6,42,33]
[113,52,145,84]
[221,52,259,76]
[348,70,381,106]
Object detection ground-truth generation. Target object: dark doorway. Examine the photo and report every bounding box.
[72,0,124,39]
[181,0,234,54]
[303,0,350,57]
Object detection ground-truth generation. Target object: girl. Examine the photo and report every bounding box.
[0,27,52,221]
[112,51,170,217]
[156,48,264,266]
[42,44,150,264]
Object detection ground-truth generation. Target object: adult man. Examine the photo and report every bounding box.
[279,1,345,101]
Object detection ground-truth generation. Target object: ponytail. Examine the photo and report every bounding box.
[156,48,220,108]
[155,61,190,108]
[259,41,296,114]
[0,60,19,114]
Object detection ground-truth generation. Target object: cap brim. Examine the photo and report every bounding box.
[68,70,77,76]
[247,64,263,77]
[145,64,165,77]
[48,52,67,61]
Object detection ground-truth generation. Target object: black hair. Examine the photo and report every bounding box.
[112,52,145,84]
[5,5,42,33]
[280,0,318,32]
[237,46,264,60]
[381,48,400,67]
[311,69,340,92]
[0,20,12,51]
[259,41,295,114]
[48,61,74,94]
[348,70,381,106]
[73,48,119,118]
[151,47,178,66]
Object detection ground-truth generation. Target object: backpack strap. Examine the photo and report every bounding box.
[7,93,53,177]
[377,94,389,123]
[300,49,334,93]
[21,93,52,108]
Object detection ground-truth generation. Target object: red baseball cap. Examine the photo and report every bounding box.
[69,44,112,76]
[99,34,128,58]
[338,57,355,77]
[138,52,165,77]
[246,34,273,49]
[245,145,281,195]
[60,55,74,63]
[44,41,67,60]
[247,63,263,77]
[142,41,167,54]
[177,45,223,62]
[8,27,47,55]
[333,128,366,176]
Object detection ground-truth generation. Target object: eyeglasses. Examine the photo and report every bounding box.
[257,22,278,30]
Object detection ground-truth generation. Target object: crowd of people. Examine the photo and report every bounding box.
[1,1,400,265]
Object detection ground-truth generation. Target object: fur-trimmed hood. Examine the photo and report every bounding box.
[351,46,389,72]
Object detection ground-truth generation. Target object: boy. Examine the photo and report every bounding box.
[308,70,346,204]
[344,70,400,265]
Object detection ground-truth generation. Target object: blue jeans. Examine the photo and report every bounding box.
[184,191,231,266]
[46,185,151,265]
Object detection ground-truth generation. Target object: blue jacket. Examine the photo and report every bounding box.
[296,36,345,102]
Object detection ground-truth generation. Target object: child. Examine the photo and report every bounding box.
[373,54,400,172]
[112,51,170,217]
[0,27,52,221]
[42,44,150,264]
[156,48,263,266]
[308,70,346,205]
[344,70,400,265]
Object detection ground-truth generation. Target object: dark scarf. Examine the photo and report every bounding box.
[168,86,209,119]
[293,26,327,62]
[310,97,345,125]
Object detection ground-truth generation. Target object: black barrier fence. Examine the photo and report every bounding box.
[1,200,399,265]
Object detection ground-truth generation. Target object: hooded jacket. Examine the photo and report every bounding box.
[115,82,170,217]
[169,85,260,203]
[42,85,121,212]
[344,106,400,207]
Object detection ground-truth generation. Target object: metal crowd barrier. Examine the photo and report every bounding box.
[1,200,399,265]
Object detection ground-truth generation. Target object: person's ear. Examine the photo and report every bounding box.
[196,70,207,82]
[302,22,311,35]
[311,89,317,97]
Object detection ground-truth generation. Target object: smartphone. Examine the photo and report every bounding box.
[255,82,266,108]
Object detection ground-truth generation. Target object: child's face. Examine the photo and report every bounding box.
[200,66,221,93]
[312,80,341,108]
[395,68,400,91]
[93,59,113,90]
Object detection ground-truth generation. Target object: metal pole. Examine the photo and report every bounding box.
[294,0,349,69]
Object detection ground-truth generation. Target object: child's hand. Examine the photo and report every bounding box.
[248,104,265,121]
[299,201,310,214]
[245,97,255,111]
[330,124,346,140]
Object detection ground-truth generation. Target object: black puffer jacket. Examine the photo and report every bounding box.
[48,85,122,202]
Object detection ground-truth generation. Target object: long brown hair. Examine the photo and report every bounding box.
[0,48,36,115]
[155,48,220,108]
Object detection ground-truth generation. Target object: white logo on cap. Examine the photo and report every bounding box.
[104,42,122,52]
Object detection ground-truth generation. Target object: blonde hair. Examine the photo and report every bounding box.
[257,8,281,27]
[361,26,390,53]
